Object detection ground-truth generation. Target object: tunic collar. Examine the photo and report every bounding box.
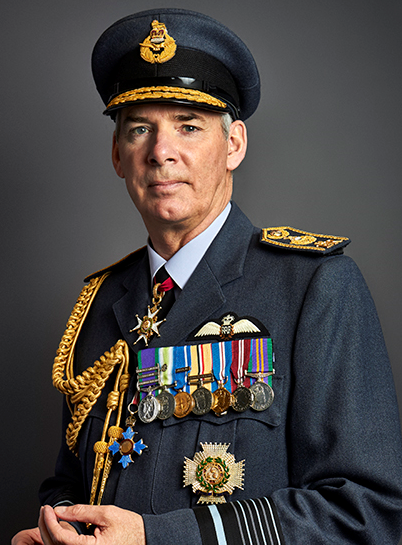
[147,202,231,290]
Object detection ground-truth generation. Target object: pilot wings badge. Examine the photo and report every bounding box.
[193,313,262,341]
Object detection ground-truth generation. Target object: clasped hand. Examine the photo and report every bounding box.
[11,504,146,545]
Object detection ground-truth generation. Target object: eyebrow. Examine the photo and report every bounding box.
[173,112,207,122]
[123,115,150,125]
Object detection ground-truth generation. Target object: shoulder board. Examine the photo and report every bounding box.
[260,227,350,255]
[84,246,146,282]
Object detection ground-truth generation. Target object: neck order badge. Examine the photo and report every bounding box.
[130,267,175,346]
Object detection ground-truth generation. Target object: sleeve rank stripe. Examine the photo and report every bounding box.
[193,497,285,545]
[243,499,271,544]
[209,505,228,545]
[261,497,285,545]
[219,502,247,544]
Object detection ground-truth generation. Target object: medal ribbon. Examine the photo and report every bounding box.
[249,337,274,386]
[230,339,252,390]
[156,346,174,395]
[137,346,191,395]
[137,348,160,400]
[211,342,233,392]
[190,344,214,394]
[155,276,175,293]
[137,338,274,401]
[176,345,191,393]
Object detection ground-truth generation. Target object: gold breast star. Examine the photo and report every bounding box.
[183,443,245,504]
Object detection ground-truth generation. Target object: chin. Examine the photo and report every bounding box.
[148,203,192,225]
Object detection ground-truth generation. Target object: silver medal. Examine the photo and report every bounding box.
[192,386,214,416]
[157,390,176,420]
[249,381,274,411]
[138,394,160,423]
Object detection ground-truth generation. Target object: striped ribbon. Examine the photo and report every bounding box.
[136,338,273,400]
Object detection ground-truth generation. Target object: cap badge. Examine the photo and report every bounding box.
[184,442,245,504]
[140,20,177,64]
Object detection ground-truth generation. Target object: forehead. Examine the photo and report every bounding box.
[119,103,223,123]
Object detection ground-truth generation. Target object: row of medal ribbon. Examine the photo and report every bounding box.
[132,338,275,424]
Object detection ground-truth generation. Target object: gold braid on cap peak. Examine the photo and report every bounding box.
[107,85,227,110]
[52,273,130,459]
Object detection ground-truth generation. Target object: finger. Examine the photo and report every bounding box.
[54,504,111,527]
[41,505,88,545]
[38,507,53,545]
[11,527,44,545]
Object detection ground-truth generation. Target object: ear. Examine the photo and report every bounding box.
[112,132,125,178]
[226,120,247,172]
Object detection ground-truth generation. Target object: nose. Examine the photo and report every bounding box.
[147,127,179,166]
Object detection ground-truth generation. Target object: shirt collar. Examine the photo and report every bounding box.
[147,202,231,290]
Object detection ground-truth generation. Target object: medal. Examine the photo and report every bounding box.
[138,391,160,423]
[174,358,194,418]
[213,381,232,416]
[245,338,275,411]
[192,384,215,416]
[157,389,176,420]
[232,384,254,412]
[188,344,216,416]
[249,380,274,411]
[174,390,195,418]
[136,348,162,422]
[108,407,147,468]
[130,283,167,346]
[230,339,254,412]
[155,348,177,420]
[184,443,245,504]
[211,342,232,416]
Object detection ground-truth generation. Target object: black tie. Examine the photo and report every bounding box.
[153,266,176,321]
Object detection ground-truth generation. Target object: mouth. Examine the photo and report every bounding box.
[148,180,186,190]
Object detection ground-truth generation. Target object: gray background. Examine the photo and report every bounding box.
[2,1,402,542]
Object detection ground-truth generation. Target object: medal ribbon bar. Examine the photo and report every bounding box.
[137,338,274,398]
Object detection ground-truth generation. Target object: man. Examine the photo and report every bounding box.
[12,8,402,545]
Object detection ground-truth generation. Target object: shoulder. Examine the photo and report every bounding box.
[259,226,350,255]
[84,246,147,282]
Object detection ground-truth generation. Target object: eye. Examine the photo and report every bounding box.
[130,126,149,136]
[182,125,199,133]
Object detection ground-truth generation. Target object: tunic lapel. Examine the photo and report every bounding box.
[112,250,151,352]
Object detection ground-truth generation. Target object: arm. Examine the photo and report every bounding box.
[267,257,402,543]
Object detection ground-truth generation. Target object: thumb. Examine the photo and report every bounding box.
[54,504,108,526]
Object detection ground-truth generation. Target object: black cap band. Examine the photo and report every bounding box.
[104,48,240,118]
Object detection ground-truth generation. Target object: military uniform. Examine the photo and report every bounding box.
[40,203,402,544]
[36,8,402,544]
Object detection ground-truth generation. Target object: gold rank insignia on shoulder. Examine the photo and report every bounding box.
[140,20,177,64]
[184,443,245,504]
[261,227,350,254]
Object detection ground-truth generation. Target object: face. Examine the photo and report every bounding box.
[112,103,247,240]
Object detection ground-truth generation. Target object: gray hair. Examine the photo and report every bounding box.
[220,112,233,140]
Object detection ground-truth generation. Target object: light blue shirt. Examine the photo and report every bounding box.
[147,203,231,293]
